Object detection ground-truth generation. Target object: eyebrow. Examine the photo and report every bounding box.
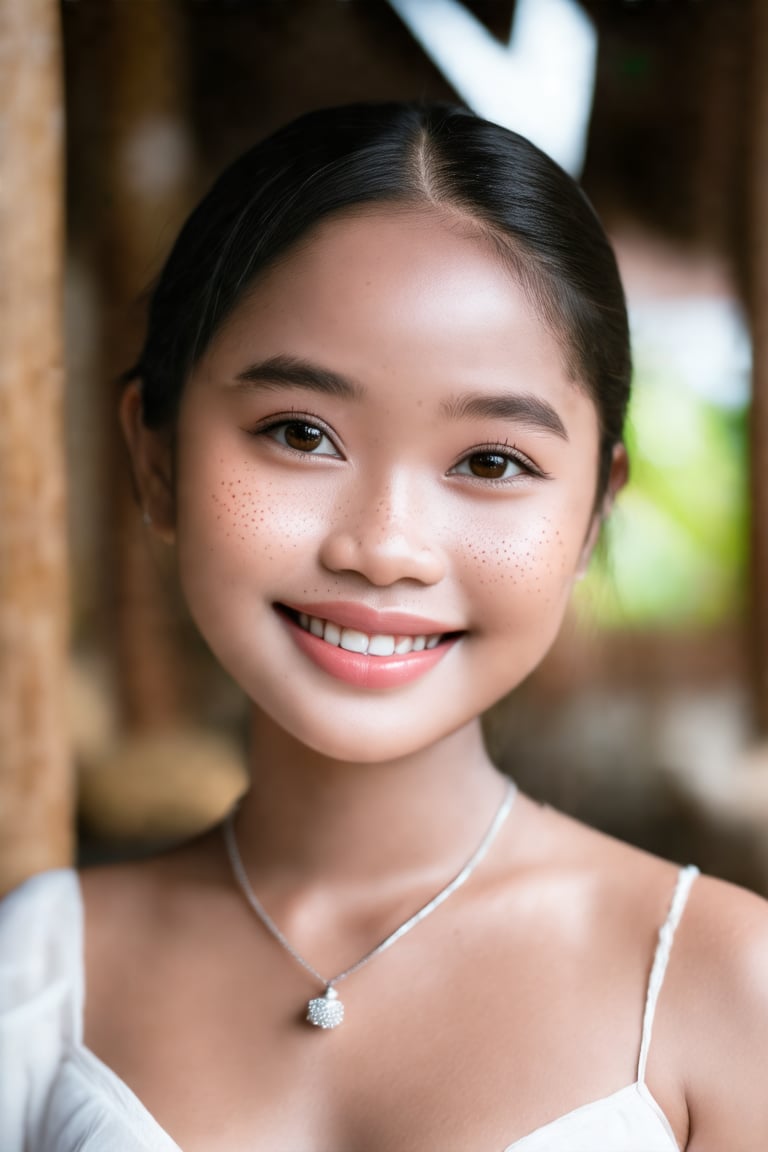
[232,354,568,440]
[440,392,569,440]
[232,355,364,400]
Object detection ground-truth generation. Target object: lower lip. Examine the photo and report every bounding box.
[280,611,459,689]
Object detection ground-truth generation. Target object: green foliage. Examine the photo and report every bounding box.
[577,367,748,629]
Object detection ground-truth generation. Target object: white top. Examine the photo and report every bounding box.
[0,864,699,1151]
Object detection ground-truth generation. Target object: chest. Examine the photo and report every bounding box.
[84,911,665,1152]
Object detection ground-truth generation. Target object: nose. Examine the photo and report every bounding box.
[318,471,446,587]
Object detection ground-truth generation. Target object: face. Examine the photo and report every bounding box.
[135,208,619,763]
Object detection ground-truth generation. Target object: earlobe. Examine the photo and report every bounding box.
[607,442,630,499]
[574,513,602,581]
[119,382,176,544]
[574,442,629,581]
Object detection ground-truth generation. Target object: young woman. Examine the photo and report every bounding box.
[2,102,767,1152]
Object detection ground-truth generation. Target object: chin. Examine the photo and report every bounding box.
[284,712,440,764]
[250,689,467,765]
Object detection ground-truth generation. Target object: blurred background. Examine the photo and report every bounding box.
[3,0,768,894]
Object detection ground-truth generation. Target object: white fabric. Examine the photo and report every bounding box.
[0,864,698,1151]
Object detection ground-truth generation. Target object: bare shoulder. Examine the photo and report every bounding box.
[656,868,768,1149]
[673,868,768,1038]
[80,829,227,935]
[528,802,768,1146]
[521,794,691,910]
[80,832,228,1028]
[536,800,768,1000]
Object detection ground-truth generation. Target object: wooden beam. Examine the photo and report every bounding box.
[108,0,193,730]
[0,0,73,893]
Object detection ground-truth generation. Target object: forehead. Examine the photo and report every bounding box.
[196,207,596,433]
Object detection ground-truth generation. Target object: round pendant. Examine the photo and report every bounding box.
[306,986,344,1029]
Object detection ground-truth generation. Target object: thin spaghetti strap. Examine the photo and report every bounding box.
[637,864,700,1083]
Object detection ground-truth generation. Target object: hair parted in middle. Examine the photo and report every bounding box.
[127,101,631,502]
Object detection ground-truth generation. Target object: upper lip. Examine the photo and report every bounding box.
[279,600,461,636]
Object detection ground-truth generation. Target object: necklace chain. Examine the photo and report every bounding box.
[222,777,517,995]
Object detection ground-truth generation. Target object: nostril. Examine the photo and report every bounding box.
[318,528,446,588]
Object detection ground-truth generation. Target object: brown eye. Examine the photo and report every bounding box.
[467,452,510,479]
[283,421,324,452]
[259,417,340,457]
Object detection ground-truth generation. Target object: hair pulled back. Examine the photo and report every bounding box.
[128,101,631,501]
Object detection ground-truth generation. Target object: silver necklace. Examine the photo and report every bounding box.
[222,778,517,1030]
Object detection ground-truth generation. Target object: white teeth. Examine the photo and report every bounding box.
[309,616,324,638]
[339,628,369,654]
[323,620,341,646]
[295,611,444,656]
[368,634,396,656]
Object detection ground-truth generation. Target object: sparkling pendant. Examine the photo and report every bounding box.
[306,986,344,1029]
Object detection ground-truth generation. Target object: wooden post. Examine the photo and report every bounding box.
[747,0,768,736]
[0,0,73,892]
[108,0,193,730]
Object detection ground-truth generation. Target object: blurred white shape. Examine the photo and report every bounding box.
[387,0,597,175]
[629,298,752,409]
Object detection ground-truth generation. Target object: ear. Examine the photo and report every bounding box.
[574,442,629,580]
[119,382,176,544]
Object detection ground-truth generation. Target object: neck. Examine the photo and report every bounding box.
[232,708,507,893]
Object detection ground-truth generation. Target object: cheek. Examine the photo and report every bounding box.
[207,470,285,550]
[187,455,318,540]
[174,457,326,603]
[460,511,582,621]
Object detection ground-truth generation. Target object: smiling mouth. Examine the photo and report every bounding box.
[277,605,461,657]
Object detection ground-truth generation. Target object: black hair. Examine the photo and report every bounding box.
[127,101,631,502]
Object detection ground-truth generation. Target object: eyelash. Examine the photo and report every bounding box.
[450,442,546,484]
[251,412,344,458]
[249,415,547,483]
